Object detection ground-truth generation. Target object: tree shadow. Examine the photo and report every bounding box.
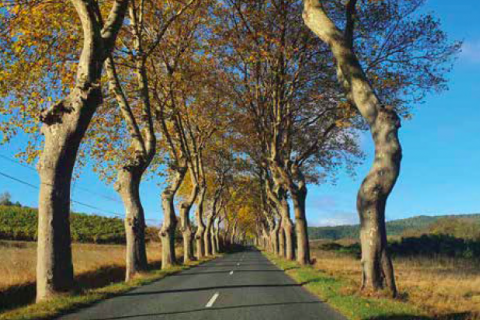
[172,270,283,276]
[88,301,323,320]
[1,264,139,312]
[120,283,304,297]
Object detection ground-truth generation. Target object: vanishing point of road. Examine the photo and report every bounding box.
[58,248,346,320]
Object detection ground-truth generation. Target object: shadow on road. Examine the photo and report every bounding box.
[121,283,306,297]
[173,270,284,276]
[88,301,323,320]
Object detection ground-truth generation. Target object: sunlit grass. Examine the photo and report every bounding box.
[0,240,216,320]
[0,240,162,291]
[0,258,215,320]
[310,247,480,319]
[264,252,427,320]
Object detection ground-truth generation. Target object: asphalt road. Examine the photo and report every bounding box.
[58,248,346,320]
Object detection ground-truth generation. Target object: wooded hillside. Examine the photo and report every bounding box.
[309,214,480,240]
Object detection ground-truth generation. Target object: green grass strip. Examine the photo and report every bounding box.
[0,256,218,320]
[263,252,429,320]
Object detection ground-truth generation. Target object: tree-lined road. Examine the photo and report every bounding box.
[59,249,345,320]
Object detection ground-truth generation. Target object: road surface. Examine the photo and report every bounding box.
[58,248,346,320]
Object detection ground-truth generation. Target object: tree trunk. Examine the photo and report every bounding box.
[357,112,400,295]
[37,93,94,300]
[179,183,198,264]
[204,215,214,256]
[181,218,194,264]
[115,168,148,281]
[279,197,295,260]
[214,219,221,253]
[303,0,400,296]
[160,169,185,269]
[271,219,280,255]
[160,191,177,269]
[194,187,206,259]
[283,217,295,261]
[37,87,103,302]
[291,189,310,265]
[35,0,128,302]
[210,225,217,255]
[278,221,286,258]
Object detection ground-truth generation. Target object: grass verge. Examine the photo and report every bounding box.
[0,256,218,320]
[262,252,473,320]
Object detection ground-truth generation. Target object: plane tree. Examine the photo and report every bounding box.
[303,0,460,295]
[0,0,130,301]
[83,0,201,281]
[212,0,363,264]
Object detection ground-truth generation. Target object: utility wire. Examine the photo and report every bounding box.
[0,170,123,219]
[0,170,162,225]
[0,154,122,204]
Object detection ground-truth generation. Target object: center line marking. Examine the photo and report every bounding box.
[206,292,219,308]
[229,270,234,275]
[237,262,240,266]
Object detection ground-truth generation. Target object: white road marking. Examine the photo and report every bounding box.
[206,292,219,308]
[237,262,240,266]
[229,270,234,275]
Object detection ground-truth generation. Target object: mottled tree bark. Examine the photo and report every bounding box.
[194,187,206,259]
[179,179,198,263]
[278,219,286,257]
[36,0,128,302]
[303,0,400,296]
[160,167,186,269]
[273,163,311,264]
[106,38,155,282]
[115,168,148,281]
[210,223,217,255]
[282,213,295,261]
[204,214,214,256]
[214,217,222,253]
[291,188,310,265]
[270,217,280,255]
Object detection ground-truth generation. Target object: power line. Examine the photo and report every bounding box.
[0,154,123,204]
[0,170,123,219]
[0,169,162,225]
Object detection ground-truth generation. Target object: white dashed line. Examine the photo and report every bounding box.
[206,292,219,308]
[229,270,234,275]
[237,262,240,266]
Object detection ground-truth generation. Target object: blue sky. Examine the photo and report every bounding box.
[1,0,480,227]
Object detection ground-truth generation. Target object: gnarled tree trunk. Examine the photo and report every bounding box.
[270,217,280,255]
[210,224,217,255]
[36,0,128,302]
[214,218,222,253]
[204,214,214,256]
[303,0,400,296]
[194,187,206,259]
[278,218,286,257]
[282,214,295,261]
[179,181,198,263]
[291,187,310,265]
[115,168,148,281]
[160,167,186,269]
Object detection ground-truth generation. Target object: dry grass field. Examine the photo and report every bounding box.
[311,246,480,318]
[0,240,168,312]
[0,240,162,291]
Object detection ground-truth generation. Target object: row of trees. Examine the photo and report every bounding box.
[0,0,458,303]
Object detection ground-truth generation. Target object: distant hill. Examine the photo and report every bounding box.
[308,214,480,240]
[0,205,127,243]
